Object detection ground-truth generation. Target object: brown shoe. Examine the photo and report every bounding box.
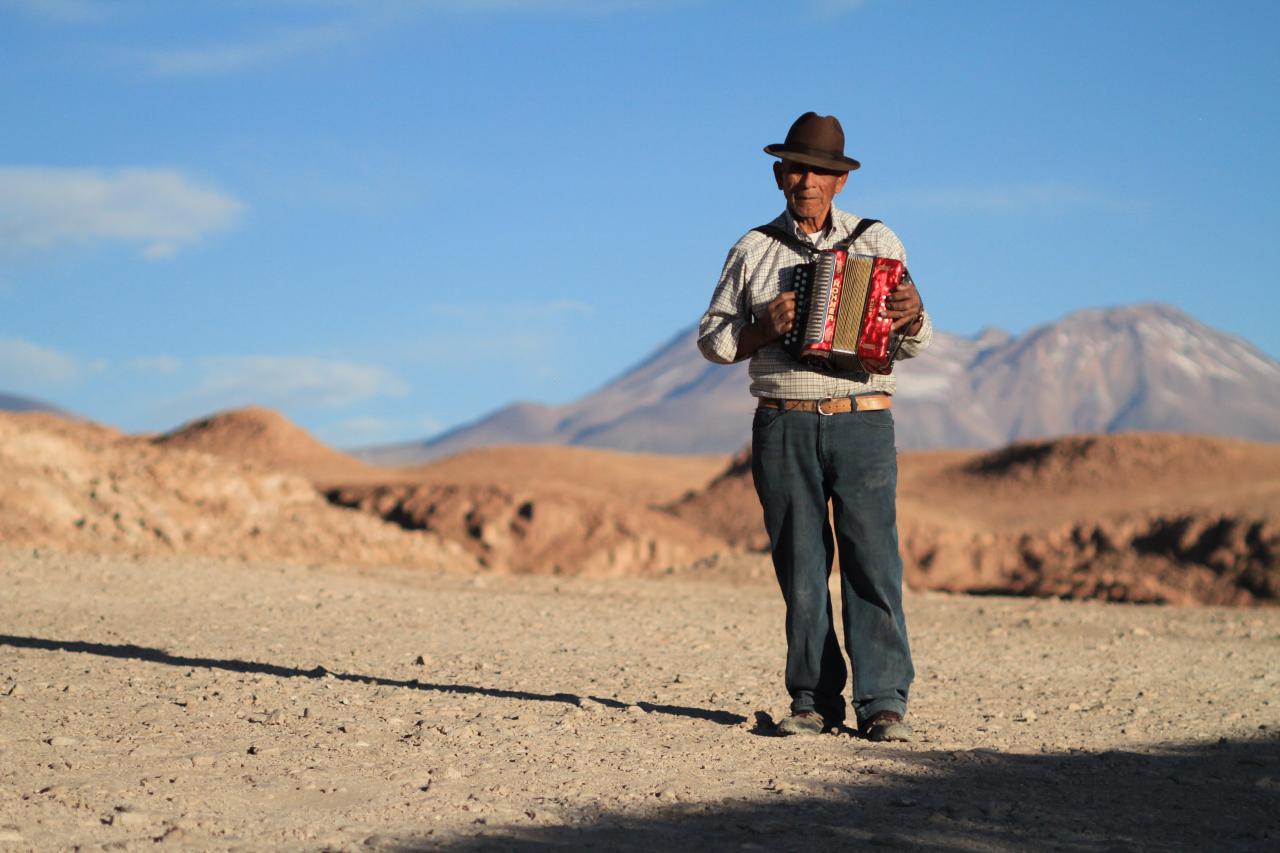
[776,710,825,736]
[861,711,912,742]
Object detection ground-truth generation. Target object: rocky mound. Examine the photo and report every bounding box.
[327,480,724,576]
[0,412,472,570]
[956,432,1280,494]
[669,432,1280,605]
[154,406,372,484]
[665,447,768,552]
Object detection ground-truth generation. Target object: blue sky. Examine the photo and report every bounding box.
[2,0,1277,446]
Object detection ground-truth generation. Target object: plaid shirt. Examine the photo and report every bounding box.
[698,205,933,399]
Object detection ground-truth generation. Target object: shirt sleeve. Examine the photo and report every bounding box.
[896,308,933,359]
[697,241,753,364]
[873,223,932,360]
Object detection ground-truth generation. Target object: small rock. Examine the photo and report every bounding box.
[112,809,153,829]
[48,736,79,748]
[1132,627,1151,637]
[155,826,186,844]
[415,655,431,666]
[190,754,215,768]
[0,829,24,842]
[247,745,281,757]
[1067,703,1083,712]
[1016,709,1038,723]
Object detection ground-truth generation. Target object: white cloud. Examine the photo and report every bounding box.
[136,0,688,75]
[0,337,80,388]
[0,0,101,22]
[184,355,409,411]
[146,19,362,75]
[0,167,244,259]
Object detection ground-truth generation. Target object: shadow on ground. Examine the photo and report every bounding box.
[397,738,1279,852]
[0,633,744,725]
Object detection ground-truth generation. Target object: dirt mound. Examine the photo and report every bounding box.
[0,412,472,570]
[321,443,727,576]
[957,432,1280,493]
[665,447,768,552]
[327,480,724,576]
[155,405,372,484]
[399,444,726,505]
[669,433,1280,605]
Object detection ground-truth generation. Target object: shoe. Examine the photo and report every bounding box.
[861,711,912,742]
[776,710,825,736]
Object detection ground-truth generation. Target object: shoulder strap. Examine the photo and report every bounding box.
[836,218,880,250]
[751,218,881,254]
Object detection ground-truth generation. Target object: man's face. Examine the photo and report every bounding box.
[774,160,849,227]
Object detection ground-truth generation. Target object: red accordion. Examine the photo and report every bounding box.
[781,250,909,375]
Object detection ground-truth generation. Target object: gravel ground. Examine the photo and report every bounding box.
[0,549,1277,851]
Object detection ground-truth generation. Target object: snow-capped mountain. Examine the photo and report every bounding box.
[359,304,1280,462]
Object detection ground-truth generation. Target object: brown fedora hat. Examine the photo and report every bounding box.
[764,112,861,172]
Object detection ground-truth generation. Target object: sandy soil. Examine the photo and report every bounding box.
[1,549,1276,851]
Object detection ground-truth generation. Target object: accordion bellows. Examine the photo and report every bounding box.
[781,250,907,375]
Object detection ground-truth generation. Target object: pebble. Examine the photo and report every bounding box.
[245,709,286,725]
[191,754,215,767]
[1016,709,1038,723]
[0,829,23,842]
[111,809,153,829]
[248,745,281,757]
[48,736,79,748]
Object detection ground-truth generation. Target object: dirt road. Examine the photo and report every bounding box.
[1,550,1276,850]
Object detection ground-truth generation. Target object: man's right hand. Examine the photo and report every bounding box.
[761,291,797,339]
[736,292,797,360]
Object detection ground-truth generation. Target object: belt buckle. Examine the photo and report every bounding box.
[816,397,837,416]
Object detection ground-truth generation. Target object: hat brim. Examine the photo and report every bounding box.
[764,144,860,172]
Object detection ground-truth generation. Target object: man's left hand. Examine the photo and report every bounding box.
[885,277,924,335]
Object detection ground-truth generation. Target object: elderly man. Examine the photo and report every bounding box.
[698,112,932,741]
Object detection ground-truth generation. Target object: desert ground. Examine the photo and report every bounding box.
[1,408,1278,850]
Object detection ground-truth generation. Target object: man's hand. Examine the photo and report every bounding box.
[736,292,796,360]
[885,277,924,335]
[760,291,797,339]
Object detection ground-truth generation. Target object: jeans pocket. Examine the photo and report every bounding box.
[861,408,895,429]
[752,406,785,434]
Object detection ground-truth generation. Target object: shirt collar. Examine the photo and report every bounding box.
[781,205,856,250]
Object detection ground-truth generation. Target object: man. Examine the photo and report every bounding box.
[697,112,931,741]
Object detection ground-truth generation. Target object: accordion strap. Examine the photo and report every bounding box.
[751,217,881,255]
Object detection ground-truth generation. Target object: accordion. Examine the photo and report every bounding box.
[781,250,910,375]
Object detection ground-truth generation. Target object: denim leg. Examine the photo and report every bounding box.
[824,408,914,725]
[751,407,847,724]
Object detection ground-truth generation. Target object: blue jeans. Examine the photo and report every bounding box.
[750,402,913,726]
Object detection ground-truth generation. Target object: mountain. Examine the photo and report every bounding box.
[0,392,71,416]
[357,304,1280,462]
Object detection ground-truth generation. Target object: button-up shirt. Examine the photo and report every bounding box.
[698,205,933,399]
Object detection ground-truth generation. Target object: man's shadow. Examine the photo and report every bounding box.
[0,634,746,726]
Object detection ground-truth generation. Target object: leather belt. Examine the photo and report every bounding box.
[757,394,892,415]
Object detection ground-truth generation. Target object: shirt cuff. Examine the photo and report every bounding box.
[897,310,933,358]
[698,319,748,364]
